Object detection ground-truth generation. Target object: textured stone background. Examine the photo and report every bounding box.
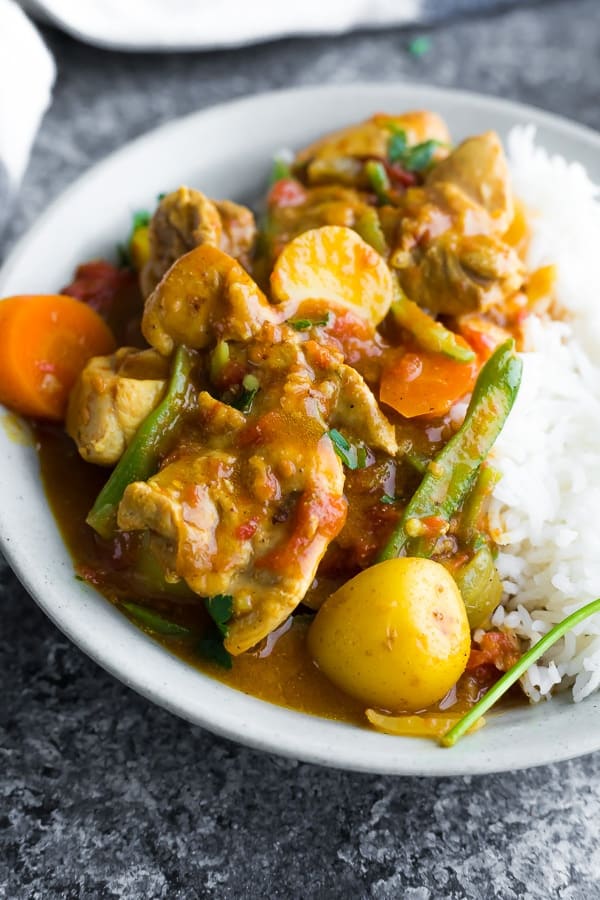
[2,2,600,897]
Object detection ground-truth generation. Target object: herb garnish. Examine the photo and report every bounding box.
[328,429,369,470]
[204,594,234,637]
[232,374,260,414]
[441,597,600,747]
[269,157,292,185]
[116,209,151,268]
[198,594,234,669]
[380,494,397,505]
[288,314,330,331]
[386,124,442,173]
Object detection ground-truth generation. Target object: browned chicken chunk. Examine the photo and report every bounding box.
[66,348,168,465]
[117,332,397,654]
[140,187,257,296]
[391,131,525,315]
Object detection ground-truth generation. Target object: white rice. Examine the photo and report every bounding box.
[486,125,600,702]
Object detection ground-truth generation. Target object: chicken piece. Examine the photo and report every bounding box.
[66,348,168,465]
[140,187,222,297]
[140,188,257,296]
[117,333,396,654]
[398,232,525,317]
[214,199,257,271]
[426,131,514,233]
[392,131,525,315]
[295,111,450,169]
[309,348,397,455]
[142,243,282,356]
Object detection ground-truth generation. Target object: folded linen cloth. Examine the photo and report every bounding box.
[23,0,529,51]
[0,0,55,237]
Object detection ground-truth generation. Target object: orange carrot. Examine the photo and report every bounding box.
[380,346,478,419]
[0,294,116,420]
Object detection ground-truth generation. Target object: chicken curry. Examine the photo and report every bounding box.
[2,111,556,740]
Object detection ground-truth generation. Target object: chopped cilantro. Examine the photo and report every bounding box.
[387,126,408,164]
[401,140,441,172]
[269,157,292,185]
[132,209,151,232]
[204,593,234,637]
[198,594,234,669]
[408,36,431,58]
[288,314,330,331]
[232,374,260,414]
[381,494,397,505]
[328,429,369,470]
[385,122,442,173]
[116,209,151,269]
[198,633,233,669]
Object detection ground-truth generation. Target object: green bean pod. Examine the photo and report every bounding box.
[87,344,194,539]
[378,339,522,561]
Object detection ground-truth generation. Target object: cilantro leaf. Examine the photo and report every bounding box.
[269,157,292,185]
[380,494,397,505]
[385,121,442,173]
[132,210,151,232]
[327,429,369,470]
[198,633,233,669]
[204,593,234,637]
[232,374,260,414]
[387,127,408,164]
[199,594,234,669]
[288,314,330,331]
[401,140,441,172]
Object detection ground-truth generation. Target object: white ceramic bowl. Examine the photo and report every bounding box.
[2,84,600,776]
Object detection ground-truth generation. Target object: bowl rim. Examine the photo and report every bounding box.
[2,82,600,776]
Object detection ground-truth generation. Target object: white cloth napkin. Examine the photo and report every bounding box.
[24,0,429,51]
[22,0,528,52]
[0,0,55,236]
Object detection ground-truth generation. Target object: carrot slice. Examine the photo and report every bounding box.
[0,294,116,420]
[270,225,393,325]
[380,345,478,419]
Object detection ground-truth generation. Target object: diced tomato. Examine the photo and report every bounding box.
[236,519,259,541]
[466,631,521,672]
[63,260,136,318]
[239,411,283,447]
[383,160,418,188]
[380,345,478,419]
[267,178,307,208]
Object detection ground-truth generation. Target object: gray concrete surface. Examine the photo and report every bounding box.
[2,2,600,897]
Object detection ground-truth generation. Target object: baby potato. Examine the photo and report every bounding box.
[270,225,393,325]
[307,557,470,711]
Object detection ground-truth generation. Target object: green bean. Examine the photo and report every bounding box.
[391,278,475,363]
[87,345,194,539]
[354,208,388,256]
[378,340,522,561]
